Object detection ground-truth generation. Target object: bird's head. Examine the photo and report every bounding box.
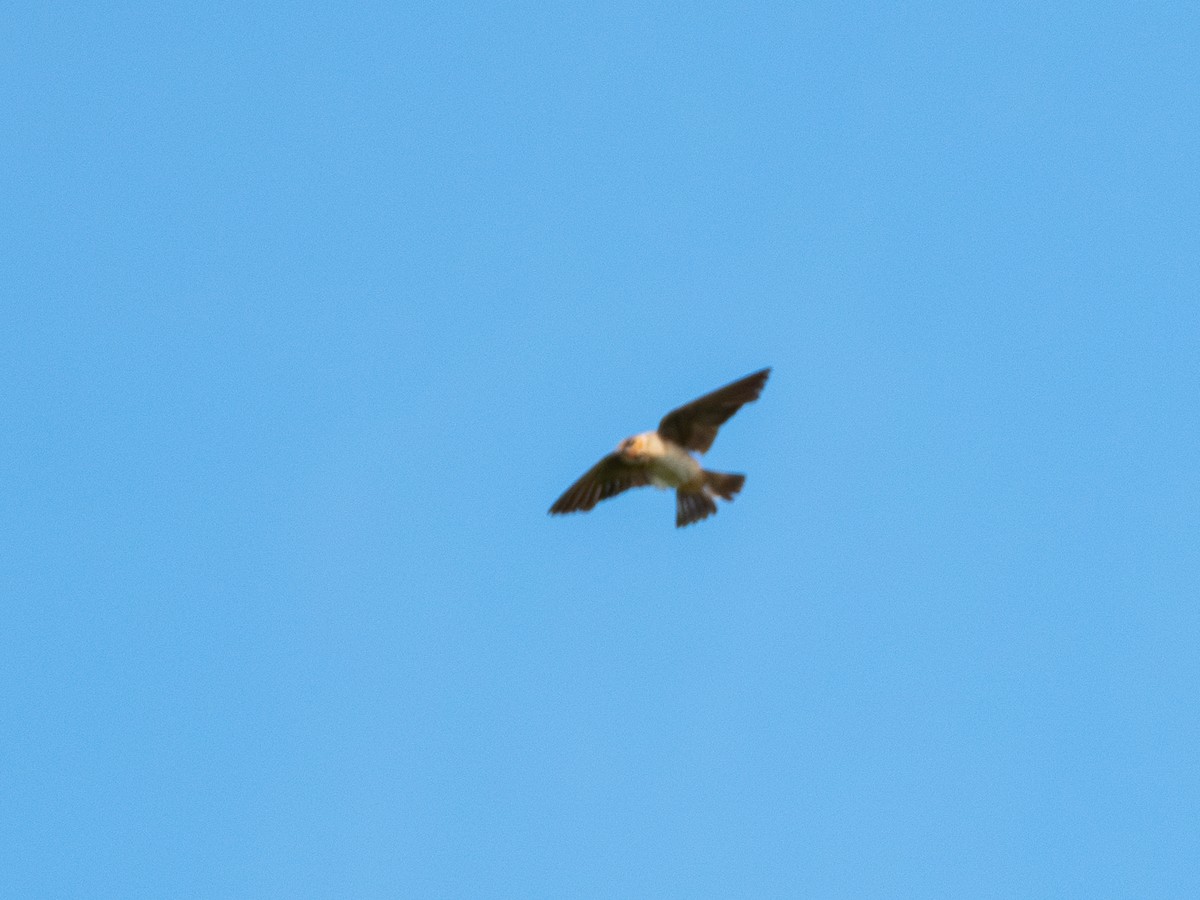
[617,434,646,460]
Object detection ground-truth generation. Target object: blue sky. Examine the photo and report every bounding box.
[3,2,1197,896]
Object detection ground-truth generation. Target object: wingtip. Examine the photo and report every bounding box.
[743,366,771,398]
[739,367,771,391]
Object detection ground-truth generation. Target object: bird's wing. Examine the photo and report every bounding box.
[548,454,651,515]
[656,367,770,454]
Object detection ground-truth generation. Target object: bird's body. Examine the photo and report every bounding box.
[549,368,770,528]
[619,431,702,489]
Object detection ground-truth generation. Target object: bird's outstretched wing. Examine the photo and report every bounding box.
[549,454,652,515]
[656,368,770,454]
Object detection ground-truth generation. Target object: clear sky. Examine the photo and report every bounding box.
[4,2,1197,897]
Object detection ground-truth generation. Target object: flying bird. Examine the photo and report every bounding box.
[549,368,770,528]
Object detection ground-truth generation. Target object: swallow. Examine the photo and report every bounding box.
[549,368,770,528]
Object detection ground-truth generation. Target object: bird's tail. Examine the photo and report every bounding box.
[675,471,746,527]
[703,470,745,501]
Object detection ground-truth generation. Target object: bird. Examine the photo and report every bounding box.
[548,368,770,528]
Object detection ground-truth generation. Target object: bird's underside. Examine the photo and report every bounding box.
[548,367,769,528]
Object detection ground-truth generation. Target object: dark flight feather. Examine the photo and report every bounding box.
[657,368,771,454]
[548,454,652,515]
